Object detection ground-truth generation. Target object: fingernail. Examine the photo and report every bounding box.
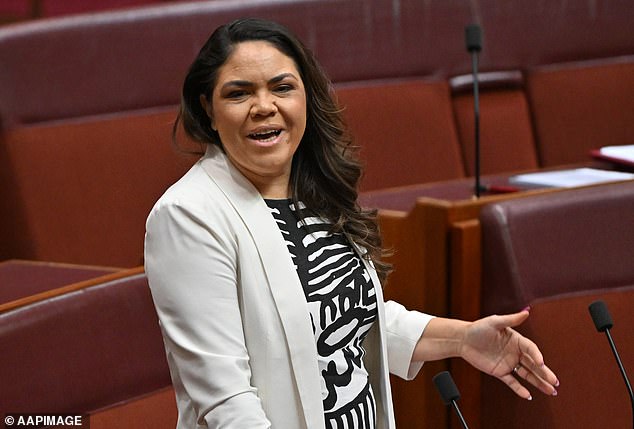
[552,389,558,397]
[555,379,560,387]
[527,395,533,401]
[522,306,531,312]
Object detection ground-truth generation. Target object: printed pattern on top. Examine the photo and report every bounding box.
[265,199,378,429]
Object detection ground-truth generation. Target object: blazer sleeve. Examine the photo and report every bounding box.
[384,300,435,380]
[145,199,271,428]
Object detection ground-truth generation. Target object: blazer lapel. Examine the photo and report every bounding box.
[200,146,325,428]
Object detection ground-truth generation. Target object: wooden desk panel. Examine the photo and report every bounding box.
[90,386,177,429]
[363,177,561,429]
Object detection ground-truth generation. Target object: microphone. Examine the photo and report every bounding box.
[465,25,482,53]
[588,300,634,428]
[433,371,470,429]
[465,24,482,198]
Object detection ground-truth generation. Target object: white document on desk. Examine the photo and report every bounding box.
[600,144,634,163]
[509,168,634,188]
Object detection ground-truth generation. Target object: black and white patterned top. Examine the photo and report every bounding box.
[265,199,378,429]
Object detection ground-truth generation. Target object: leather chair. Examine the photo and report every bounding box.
[527,56,634,167]
[478,181,634,428]
[0,268,176,427]
[335,78,466,191]
[450,70,539,176]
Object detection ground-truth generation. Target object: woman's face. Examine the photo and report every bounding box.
[204,40,307,198]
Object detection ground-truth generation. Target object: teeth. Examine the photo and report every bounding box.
[249,130,281,140]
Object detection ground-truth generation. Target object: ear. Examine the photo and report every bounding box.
[199,94,216,131]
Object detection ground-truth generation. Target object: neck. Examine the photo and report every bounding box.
[250,176,291,199]
[259,185,290,199]
[220,150,292,199]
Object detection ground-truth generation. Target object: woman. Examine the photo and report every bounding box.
[144,18,559,429]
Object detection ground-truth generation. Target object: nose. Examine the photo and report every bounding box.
[250,92,278,117]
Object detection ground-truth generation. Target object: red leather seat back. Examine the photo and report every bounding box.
[480,181,634,315]
[0,108,198,265]
[336,79,466,191]
[480,288,634,428]
[478,182,634,428]
[527,57,634,166]
[0,272,171,415]
[450,71,539,175]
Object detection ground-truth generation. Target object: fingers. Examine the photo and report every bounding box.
[499,365,559,401]
[499,372,533,400]
[517,336,560,389]
[479,308,561,400]
[517,334,545,368]
[504,348,559,400]
[514,357,559,397]
[484,310,529,331]
[501,328,561,400]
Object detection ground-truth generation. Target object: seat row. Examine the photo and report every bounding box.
[476,181,634,428]
[1,0,633,267]
[0,265,176,427]
[0,1,633,428]
[3,181,632,429]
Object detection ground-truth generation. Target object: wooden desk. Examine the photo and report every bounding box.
[359,176,559,429]
[361,175,558,321]
[361,166,633,429]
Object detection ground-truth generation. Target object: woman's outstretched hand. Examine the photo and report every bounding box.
[459,308,560,400]
[413,307,559,400]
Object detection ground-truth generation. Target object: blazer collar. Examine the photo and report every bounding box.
[200,145,325,428]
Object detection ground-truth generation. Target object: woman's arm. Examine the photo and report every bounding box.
[412,309,560,400]
[145,200,271,428]
[383,300,435,380]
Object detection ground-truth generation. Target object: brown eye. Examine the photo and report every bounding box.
[275,84,294,93]
[226,90,249,99]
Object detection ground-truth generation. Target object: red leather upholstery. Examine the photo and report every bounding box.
[478,181,634,428]
[336,78,466,190]
[450,71,539,175]
[1,1,634,266]
[480,181,634,315]
[9,0,631,128]
[0,0,474,129]
[0,108,198,265]
[0,260,118,305]
[480,288,634,429]
[0,271,172,416]
[0,0,163,22]
[476,0,634,68]
[0,3,633,428]
[527,56,634,166]
[40,0,163,17]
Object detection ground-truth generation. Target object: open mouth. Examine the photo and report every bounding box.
[248,129,282,142]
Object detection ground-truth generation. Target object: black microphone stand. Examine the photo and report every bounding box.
[449,397,470,429]
[604,328,634,421]
[465,24,482,198]
[589,300,634,428]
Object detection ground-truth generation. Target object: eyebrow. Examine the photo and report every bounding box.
[220,72,298,90]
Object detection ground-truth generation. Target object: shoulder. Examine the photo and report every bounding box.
[146,159,235,231]
[146,145,269,244]
[154,161,219,208]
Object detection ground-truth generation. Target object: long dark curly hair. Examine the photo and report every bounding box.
[174,18,391,283]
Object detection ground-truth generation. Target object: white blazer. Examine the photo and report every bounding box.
[144,145,433,429]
